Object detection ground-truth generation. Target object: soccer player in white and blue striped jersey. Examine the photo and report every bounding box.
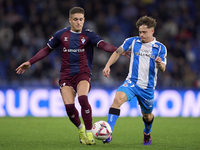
[102,16,167,145]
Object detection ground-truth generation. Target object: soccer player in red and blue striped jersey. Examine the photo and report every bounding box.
[16,7,129,145]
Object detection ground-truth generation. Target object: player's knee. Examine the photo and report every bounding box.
[111,97,123,108]
[143,113,153,122]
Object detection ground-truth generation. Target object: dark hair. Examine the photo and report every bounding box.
[69,7,85,18]
[136,15,157,29]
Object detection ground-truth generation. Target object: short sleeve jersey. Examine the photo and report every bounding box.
[47,27,102,79]
[121,37,167,89]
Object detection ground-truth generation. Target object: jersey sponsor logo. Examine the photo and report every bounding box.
[136,49,155,58]
[64,37,68,41]
[63,47,67,52]
[139,49,153,54]
[63,47,85,52]
[81,37,86,44]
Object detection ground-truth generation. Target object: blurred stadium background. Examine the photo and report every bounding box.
[0,0,200,117]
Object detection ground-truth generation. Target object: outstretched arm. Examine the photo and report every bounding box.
[98,41,131,59]
[15,46,53,74]
[28,46,53,65]
[98,41,117,52]
[103,46,125,78]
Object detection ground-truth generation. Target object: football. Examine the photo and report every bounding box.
[92,120,112,140]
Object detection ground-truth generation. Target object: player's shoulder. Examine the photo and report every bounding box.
[154,40,167,50]
[124,36,139,43]
[84,28,94,33]
[82,28,101,41]
[82,28,97,35]
[55,27,70,35]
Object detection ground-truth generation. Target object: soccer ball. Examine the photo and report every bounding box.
[92,120,112,140]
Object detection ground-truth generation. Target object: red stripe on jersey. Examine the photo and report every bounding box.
[79,33,90,74]
[60,30,71,79]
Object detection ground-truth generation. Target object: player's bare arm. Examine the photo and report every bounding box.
[15,61,31,74]
[155,57,166,72]
[116,46,125,55]
[119,46,131,59]
[103,47,125,78]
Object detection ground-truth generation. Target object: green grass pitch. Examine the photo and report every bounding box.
[0,117,199,150]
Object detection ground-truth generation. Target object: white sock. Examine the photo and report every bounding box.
[78,124,82,129]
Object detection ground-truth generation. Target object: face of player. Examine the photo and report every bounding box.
[138,25,154,43]
[69,13,85,32]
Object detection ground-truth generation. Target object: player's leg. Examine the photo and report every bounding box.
[103,91,127,143]
[77,80,95,145]
[61,86,87,144]
[108,91,127,131]
[142,111,154,135]
[61,86,81,127]
[137,91,154,145]
[141,109,154,145]
[136,85,154,145]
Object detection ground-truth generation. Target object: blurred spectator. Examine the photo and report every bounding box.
[0,25,14,51]
[108,24,127,47]
[0,0,199,89]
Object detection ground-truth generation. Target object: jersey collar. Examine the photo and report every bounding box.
[137,37,158,48]
[70,30,81,34]
[137,37,156,43]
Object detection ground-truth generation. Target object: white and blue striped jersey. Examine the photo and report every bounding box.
[122,36,167,89]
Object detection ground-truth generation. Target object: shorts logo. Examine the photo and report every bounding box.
[144,99,154,106]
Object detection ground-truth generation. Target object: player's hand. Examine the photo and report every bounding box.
[103,66,110,78]
[122,51,131,59]
[155,56,161,65]
[155,56,166,72]
[15,61,31,74]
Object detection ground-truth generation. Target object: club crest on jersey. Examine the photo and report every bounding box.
[153,44,158,48]
[123,82,128,87]
[64,37,68,41]
[81,37,86,44]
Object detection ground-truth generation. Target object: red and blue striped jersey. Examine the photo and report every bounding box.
[47,27,102,79]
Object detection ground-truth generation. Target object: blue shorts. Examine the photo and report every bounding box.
[117,80,154,114]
